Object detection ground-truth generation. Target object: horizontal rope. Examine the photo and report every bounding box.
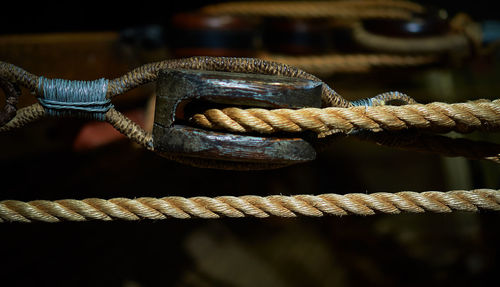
[259,54,439,76]
[191,99,500,137]
[202,1,424,19]
[1,189,498,223]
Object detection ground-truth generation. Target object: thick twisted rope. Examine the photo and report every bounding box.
[191,99,500,137]
[1,189,498,223]
[201,1,424,19]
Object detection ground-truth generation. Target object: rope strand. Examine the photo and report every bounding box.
[1,189,498,223]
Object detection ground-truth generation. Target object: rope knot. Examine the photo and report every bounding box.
[38,77,112,120]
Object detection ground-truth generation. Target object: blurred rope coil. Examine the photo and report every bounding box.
[351,23,470,54]
[200,1,490,76]
[258,53,439,76]
[201,0,424,19]
[0,189,499,223]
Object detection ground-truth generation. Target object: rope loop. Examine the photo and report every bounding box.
[37,77,112,120]
[0,77,21,126]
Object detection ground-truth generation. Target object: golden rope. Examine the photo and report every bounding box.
[191,99,500,137]
[1,189,498,223]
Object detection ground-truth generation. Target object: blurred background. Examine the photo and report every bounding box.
[1,0,499,286]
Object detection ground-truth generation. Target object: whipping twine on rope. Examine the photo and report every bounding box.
[37,77,112,120]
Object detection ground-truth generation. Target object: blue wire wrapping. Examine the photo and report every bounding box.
[350,97,374,107]
[37,77,112,120]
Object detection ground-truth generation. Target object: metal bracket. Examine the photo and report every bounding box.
[152,69,322,170]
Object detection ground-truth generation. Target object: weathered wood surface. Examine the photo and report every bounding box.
[154,124,317,164]
[154,69,322,127]
[153,69,322,168]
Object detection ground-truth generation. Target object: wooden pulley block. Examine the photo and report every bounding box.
[152,69,322,170]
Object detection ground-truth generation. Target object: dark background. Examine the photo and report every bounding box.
[0,0,498,34]
[1,1,499,286]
